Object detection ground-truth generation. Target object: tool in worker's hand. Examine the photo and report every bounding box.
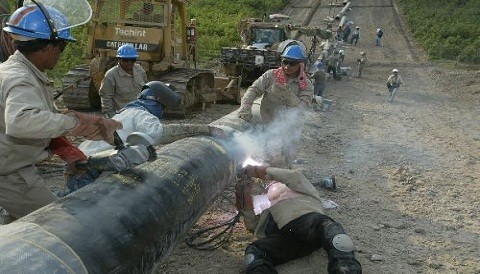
[113,131,125,150]
[75,132,157,173]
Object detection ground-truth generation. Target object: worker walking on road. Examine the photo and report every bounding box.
[386,69,404,93]
[99,44,148,117]
[235,165,362,274]
[0,2,122,221]
[356,51,367,78]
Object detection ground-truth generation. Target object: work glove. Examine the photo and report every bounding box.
[234,177,254,212]
[237,104,253,122]
[49,136,87,164]
[238,164,268,180]
[48,136,95,189]
[69,112,123,145]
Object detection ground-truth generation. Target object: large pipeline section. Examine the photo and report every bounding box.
[0,113,250,273]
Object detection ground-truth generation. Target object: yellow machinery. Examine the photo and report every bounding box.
[220,14,332,87]
[62,0,218,115]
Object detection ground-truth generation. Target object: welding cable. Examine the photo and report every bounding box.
[186,178,252,250]
[185,212,242,251]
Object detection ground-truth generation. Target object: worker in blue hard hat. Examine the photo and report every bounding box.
[238,43,314,123]
[237,43,314,168]
[99,44,149,117]
[0,0,122,221]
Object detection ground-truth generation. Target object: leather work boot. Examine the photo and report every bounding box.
[328,258,362,274]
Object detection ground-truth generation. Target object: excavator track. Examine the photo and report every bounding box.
[154,68,216,117]
[61,64,101,110]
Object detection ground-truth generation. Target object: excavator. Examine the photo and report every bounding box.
[220,13,332,87]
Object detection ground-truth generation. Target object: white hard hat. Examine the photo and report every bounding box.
[392,69,399,73]
[339,49,345,55]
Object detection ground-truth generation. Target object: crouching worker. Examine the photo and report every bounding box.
[64,81,225,193]
[235,165,362,274]
[0,3,122,220]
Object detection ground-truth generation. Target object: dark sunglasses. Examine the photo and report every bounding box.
[281,59,300,66]
[51,40,68,52]
[121,58,137,63]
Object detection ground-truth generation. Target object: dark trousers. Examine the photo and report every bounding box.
[326,65,338,80]
[350,36,359,45]
[248,212,335,268]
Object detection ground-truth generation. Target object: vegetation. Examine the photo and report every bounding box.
[4,0,478,81]
[188,0,285,62]
[397,0,480,63]
[46,0,285,80]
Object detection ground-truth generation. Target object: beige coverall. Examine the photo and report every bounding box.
[99,63,148,116]
[0,51,78,218]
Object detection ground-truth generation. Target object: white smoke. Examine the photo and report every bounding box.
[231,107,304,166]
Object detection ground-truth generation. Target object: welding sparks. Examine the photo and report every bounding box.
[242,157,263,167]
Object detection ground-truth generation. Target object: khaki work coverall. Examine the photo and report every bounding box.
[241,69,314,124]
[0,51,78,218]
[99,64,148,116]
[242,167,325,236]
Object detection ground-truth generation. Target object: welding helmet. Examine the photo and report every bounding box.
[4,0,92,41]
[116,44,138,58]
[280,44,305,60]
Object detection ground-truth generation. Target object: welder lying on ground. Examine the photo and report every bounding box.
[235,165,362,274]
[56,81,224,194]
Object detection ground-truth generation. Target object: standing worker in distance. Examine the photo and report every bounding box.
[375,28,384,47]
[99,44,148,117]
[0,2,122,220]
[356,51,367,78]
[350,26,360,45]
[312,60,327,96]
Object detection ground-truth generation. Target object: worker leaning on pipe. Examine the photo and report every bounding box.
[0,2,122,221]
[235,165,362,274]
[65,81,225,193]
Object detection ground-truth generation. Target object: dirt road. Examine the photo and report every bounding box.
[157,0,480,273]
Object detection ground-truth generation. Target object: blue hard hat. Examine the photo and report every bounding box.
[3,4,75,41]
[116,44,138,58]
[280,44,305,60]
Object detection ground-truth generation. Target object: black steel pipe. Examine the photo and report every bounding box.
[0,113,250,273]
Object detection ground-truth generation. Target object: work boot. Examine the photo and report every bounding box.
[328,258,362,274]
[246,260,278,274]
